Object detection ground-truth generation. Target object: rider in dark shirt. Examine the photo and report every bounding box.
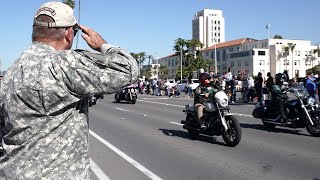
[271,73,290,123]
[193,73,220,127]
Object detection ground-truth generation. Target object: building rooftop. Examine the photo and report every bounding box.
[203,38,258,51]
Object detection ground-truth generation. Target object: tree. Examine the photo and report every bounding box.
[147,55,154,65]
[158,65,169,79]
[63,0,75,9]
[282,43,296,78]
[273,34,283,39]
[140,67,152,79]
[173,38,187,53]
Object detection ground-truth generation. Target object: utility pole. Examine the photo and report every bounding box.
[180,47,182,81]
[266,24,271,74]
[76,0,80,49]
[214,37,217,75]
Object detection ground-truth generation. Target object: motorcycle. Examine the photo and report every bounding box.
[252,84,320,137]
[181,91,242,147]
[115,83,138,104]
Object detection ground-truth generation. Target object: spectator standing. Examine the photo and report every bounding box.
[229,75,237,103]
[254,72,264,102]
[305,72,317,99]
[0,2,138,179]
[247,76,255,102]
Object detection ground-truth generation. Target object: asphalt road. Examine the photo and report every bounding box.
[89,93,320,180]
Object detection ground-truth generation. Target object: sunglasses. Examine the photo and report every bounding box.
[72,26,79,37]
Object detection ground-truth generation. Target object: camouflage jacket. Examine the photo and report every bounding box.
[0,42,138,179]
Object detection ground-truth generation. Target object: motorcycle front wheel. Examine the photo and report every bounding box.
[222,115,242,147]
[306,114,320,137]
[131,96,137,104]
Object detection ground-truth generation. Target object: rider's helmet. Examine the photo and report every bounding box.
[275,73,285,86]
[199,72,211,87]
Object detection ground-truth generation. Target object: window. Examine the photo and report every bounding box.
[259,60,265,66]
[230,62,234,67]
[238,61,241,67]
[218,21,220,24]
[229,48,233,52]
[218,27,220,30]
[245,60,249,66]
[258,51,266,55]
[294,60,300,66]
[305,60,311,66]
[294,51,300,56]
[215,21,217,24]
[283,60,289,65]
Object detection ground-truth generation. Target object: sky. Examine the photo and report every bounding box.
[0,0,319,71]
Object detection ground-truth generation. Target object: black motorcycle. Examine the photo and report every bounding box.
[115,84,138,104]
[181,91,242,147]
[252,84,320,137]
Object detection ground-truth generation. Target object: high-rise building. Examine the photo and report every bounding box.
[192,9,225,48]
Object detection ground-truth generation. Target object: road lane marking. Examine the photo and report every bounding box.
[138,99,253,118]
[90,158,111,180]
[137,99,184,107]
[115,107,130,112]
[142,97,170,100]
[170,121,183,126]
[89,130,163,180]
[232,113,252,117]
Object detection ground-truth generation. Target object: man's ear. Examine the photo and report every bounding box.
[65,27,73,44]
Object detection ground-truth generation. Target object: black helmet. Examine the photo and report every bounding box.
[199,73,211,87]
[275,73,285,85]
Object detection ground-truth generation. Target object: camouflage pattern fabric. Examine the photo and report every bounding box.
[0,42,138,179]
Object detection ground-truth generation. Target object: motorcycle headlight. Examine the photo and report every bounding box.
[219,99,228,107]
[308,97,315,106]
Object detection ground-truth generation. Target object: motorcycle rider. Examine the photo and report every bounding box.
[271,73,290,123]
[193,72,220,127]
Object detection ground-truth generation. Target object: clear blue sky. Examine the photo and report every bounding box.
[0,0,319,71]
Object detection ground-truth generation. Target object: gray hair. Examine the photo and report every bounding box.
[32,15,66,42]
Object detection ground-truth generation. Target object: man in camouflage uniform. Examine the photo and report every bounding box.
[0,1,138,179]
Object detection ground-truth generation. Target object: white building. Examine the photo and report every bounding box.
[192,9,225,48]
[157,53,179,79]
[202,38,320,79]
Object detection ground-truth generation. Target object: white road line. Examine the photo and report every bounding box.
[138,99,253,118]
[142,97,170,100]
[89,130,163,180]
[90,158,111,180]
[170,121,183,126]
[138,99,184,107]
[115,107,129,112]
[232,113,252,117]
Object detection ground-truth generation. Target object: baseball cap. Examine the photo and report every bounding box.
[33,1,78,28]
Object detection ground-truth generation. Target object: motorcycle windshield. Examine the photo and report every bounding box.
[289,83,309,98]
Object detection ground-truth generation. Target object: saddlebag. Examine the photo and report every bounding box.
[252,103,265,118]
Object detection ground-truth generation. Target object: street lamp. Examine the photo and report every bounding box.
[214,37,217,75]
[180,47,182,81]
[266,24,271,73]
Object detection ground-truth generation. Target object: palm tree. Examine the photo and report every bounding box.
[173,38,187,53]
[158,65,169,80]
[63,0,75,9]
[147,55,154,65]
[282,43,296,77]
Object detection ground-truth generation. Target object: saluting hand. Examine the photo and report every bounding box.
[80,25,107,52]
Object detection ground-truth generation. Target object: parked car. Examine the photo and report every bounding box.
[189,79,200,90]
